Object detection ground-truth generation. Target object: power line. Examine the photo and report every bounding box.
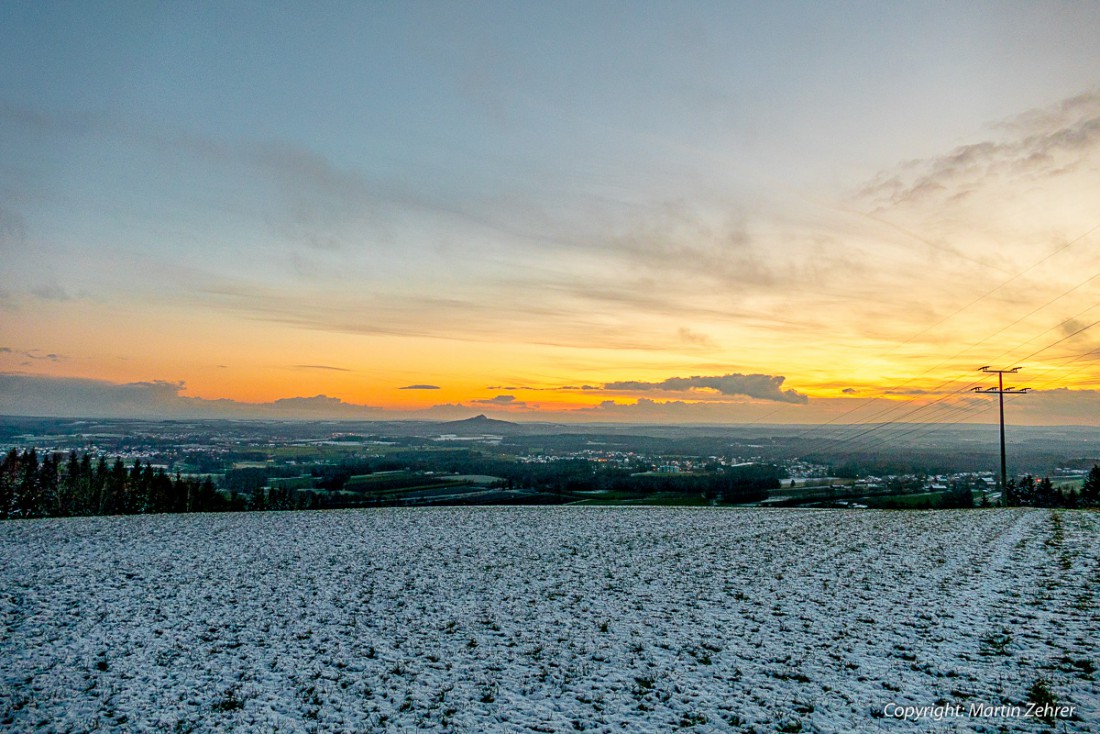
[808,300,1100,455]
[872,221,1100,357]
[721,220,1100,443]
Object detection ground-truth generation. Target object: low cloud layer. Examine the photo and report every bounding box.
[603,373,808,404]
[0,373,381,419]
[5,372,1100,425]
[471,394,527,407]
[1011,387,1100,426]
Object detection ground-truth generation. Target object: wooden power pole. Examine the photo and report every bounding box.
[973,366,1029,493]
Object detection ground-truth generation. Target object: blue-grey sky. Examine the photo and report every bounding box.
[3,1,1100,423]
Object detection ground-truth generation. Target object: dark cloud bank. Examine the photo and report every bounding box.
[0,374,381,420]
[603,373,809,404]
[472,395,526,407]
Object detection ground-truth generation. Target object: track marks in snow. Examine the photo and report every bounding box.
[1,508,1097,733]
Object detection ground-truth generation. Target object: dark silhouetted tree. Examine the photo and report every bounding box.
[16,448,41,518]
[1083,465,1100,508]
[0,449,18,519]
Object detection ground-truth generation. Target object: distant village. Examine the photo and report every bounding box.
[3,415,1096,516]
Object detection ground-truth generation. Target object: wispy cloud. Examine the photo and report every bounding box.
[244,140,381,252]
[398,384,441,390]
[0,204,27,248]
[485,385,599,392]
[677,327,713,347]
[859,89,1100,209]
[1060,318,1088,338]
[1,348,64,362]
[0,101,394,254]
[605,204,779,288]
[293,364,352,372]
[193,278,715,350]
[2,102,846,348]
[30,284,72,301]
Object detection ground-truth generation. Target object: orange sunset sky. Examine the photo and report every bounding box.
[2,2,1100,425]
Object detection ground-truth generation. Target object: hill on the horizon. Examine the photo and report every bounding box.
[435,414,528,435]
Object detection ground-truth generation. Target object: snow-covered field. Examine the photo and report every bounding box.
[2,508,1098,733]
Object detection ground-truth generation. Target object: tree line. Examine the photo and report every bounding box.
[1003,468,1100,508]
[0,448,233,519]
[7,444,1093,519]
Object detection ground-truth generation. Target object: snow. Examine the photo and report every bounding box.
[2,508,1098,733]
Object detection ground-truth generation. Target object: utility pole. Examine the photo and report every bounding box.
[973,366,1029,494]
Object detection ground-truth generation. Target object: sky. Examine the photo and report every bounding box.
[2,1,1100,426]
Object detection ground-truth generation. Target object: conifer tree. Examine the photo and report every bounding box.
[104,458,127,515]
[38,452,60,516]
[93,456,109,514]
[76,452,93,514]
[0,449,18,519]
[16,449,41,517]
[1083,465,1100,507]
[1035,477,1056,507]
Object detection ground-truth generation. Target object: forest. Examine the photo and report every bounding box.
[3,445,1095,520]
[0,448,232,518]
[1004,472,1099,508]
[0,447,785,519]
